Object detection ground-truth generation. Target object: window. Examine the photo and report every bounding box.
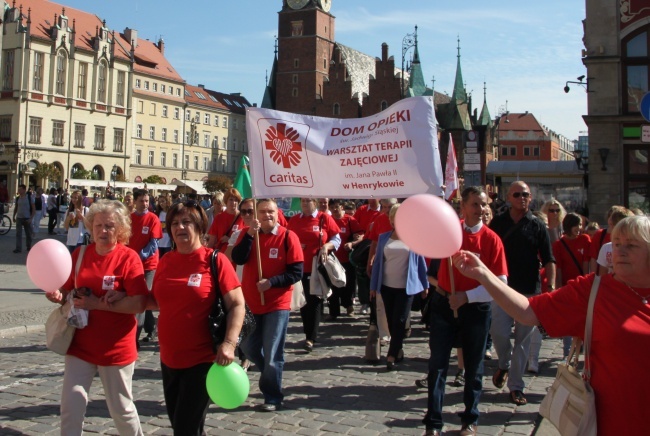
[233,138,238,150]
[195,91,206,100]
[135,79,141,88]
[52,121,65,146]
[195,112,200,123]
[149,126,155,140]
[153,83,158,92]
[169,86,174,95]
[222,137,227,149]
[623,29,650,113]
[162,128,167,142]
[33,52,44,92]
[174,108,180,119]
[174,129,179,143]
[212,136,219,148]
[137,100,144,113]
[73,123,84,148]
[94,126,105,150]
[534,147,540,156]
[214,115,219,126]
[204,113,210,124]
[113,128,124,152]
[55,52,66,95]
[333,103,340,116]
[148,150,154,166]
[144,81,149,90]
[29,118,42,144]
[97,62,107,103]
[501,147,508,156]
[222,118,227,128]
[184,131,190,145]
[510,147,516,156]
[204,133,209,147]
[233,119,238,130]
[116,71,125,106]
[161,151,166,167]
[135,149,142,165]
[185,110,191,121]
[2,50,14,90]
[184,154,189,169]
[524,147,530,157]
[194,156,198,170]
[136,124,142,139]
[294,58,299,68]
[150,103,156,116]
[162,105,168,117]
[172,153,178,168]
[212,158,218,171]
[0,117,10,141]
[292,87,299,97]
[176,88,181,96]
[203,157,209,171]
[381,100,388,111]
[292,74,298,84]
[161,84,166,93]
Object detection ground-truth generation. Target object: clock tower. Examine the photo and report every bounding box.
[276,0,335,114]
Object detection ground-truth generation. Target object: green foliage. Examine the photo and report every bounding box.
[72,168,93,180]
[204,175,233,194]
[143,175,165,184]
[32,162,61,182]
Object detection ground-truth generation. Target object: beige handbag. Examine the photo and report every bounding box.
[290,279,306,311]
[539,276,599,436]
[45,246,87,355]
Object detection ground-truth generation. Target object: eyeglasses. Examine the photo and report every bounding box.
[548,208,561,213]
[240,208,254,215]
[512,192,531,199]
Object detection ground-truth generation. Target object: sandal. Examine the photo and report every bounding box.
[510,390,527,405]
[492,368,508,389]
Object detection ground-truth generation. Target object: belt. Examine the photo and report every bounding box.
[435,287,449,298]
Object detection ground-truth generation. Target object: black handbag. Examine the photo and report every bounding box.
[208,249,256,353]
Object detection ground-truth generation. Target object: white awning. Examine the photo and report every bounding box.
[170,180,209,195]
[68,179,173,191]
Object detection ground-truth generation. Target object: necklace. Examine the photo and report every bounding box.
[622,281,650,304]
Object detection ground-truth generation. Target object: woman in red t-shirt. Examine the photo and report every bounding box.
[207,188,243,252]
[149,200,245,435]
[45,200,149,435]
[452,215,650,436]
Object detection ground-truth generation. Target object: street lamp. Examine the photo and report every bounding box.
[401,26,417,97]
[111,164,118,192]
[573,149,589,213]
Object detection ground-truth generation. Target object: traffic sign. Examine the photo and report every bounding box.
[640,92,650,122]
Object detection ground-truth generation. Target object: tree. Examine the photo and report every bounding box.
[32,162,61,184]
[72,169,94,180]
[143,175,165,184]
[204,175,233,194]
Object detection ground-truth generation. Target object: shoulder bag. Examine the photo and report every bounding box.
[208,249,256,353]
[45,246,87,355]
[284,229,307,311]
[539,276,599,436]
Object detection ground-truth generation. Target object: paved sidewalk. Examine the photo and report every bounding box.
[0,220,560,435]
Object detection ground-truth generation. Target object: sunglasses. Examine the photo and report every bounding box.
[240,208,255,215]
[512,192,531,199]
[182,200,199,208]
[548,208,560,213]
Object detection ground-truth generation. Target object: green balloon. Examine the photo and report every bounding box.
[205,362,250,409]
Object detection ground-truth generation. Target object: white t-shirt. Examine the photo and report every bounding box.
[382,238,409,289]
[597,242,613,273]
[66,207,88,246]
[158,211,171,248]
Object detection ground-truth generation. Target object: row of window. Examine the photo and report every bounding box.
[1,50,127,106]
[185,110,235,129]
[135,78,182,98]
[28,117,124,151]
[133,149,234,172]
[135,123,247,151]
[501,146,540,157]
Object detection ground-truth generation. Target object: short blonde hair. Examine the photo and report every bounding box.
[540,199,566,225]
[388,203,401,222]
[612,216,650,262]
[84,200,132,244]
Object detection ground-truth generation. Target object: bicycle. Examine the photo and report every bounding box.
[0,203,12,235]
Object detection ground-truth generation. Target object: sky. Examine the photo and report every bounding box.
[59,0,588,140]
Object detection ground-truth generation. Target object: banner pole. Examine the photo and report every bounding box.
[254,200,265,306]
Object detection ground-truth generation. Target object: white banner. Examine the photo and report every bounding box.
[246,97,443,199]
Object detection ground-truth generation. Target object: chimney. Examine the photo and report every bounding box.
[124,27,138,48]
[157,37,165,55]
[381,43,388,62]
[198,84,204,89]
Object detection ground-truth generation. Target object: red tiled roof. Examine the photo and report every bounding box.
[133,88,185,104]
[115,36,184,83]
[498,112,546,133]
[185,84,228,110]
[205,89,252,115]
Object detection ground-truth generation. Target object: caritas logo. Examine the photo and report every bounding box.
[261,121,313,187]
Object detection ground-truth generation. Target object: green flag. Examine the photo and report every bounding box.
[233,156,252,199]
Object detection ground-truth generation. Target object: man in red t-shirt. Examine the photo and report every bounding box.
[423,186,508,435]
[327,199,363,319]
[127,189,163,344]
[231,199,304,412]
[353,198,381,233]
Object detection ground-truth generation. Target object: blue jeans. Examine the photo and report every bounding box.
[423,291,491,429]
[241,310,290,405]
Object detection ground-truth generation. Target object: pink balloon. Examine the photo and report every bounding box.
[26,239,73,293]
[395,194,462,258]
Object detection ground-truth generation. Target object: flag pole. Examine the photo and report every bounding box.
[253,200,265,306]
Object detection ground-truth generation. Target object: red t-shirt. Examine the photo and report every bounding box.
[353,204,382,233]
[287,212,340,273]
[438,222,508,293]
[529,274,650,435]
[333,214,362,263]
[588,228,610,260]
[277,208,288,227]
[365,213,392,242]
[236,227,304,314]
[62,244,149,366]
[128,212,162,271]
[553,234,591,285]
[208,211,244,252]
[152,247,241,369]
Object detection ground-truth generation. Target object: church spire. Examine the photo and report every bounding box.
[261,36,278,109]
[478,81,493,127]
[451,36,467,104]
[407,25,427,97]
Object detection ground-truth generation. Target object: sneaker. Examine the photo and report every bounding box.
[453,370,465,387]
[346,306,354,316]
[415,378,428,389]
[360,304,369,315]
[12,249,21,253]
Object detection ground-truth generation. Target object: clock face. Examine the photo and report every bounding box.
[319,0,332,12]
[287,0,310,9]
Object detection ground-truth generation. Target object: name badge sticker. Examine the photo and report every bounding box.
[102,276,116,291]
[269,248,279,259]
[313,226,320,232]
[188,274,202,287]
[142,226,150,235]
